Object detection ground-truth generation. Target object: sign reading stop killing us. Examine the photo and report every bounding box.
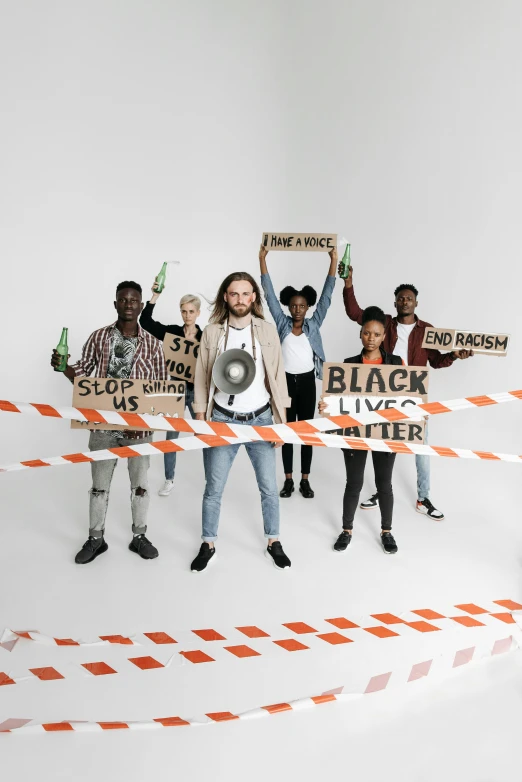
[163,334,199,382]
[71,377,185,431]
[321,363,430,443]
[261,232,337,252]
[421,327,510,357]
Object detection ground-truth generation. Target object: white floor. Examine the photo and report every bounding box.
[1,408,522,781]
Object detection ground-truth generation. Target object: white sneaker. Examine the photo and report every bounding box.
[416,498,444,520]
[360,493,379,510]
[158,480,174,497]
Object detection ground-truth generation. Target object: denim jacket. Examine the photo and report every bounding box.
[261,272,336,379]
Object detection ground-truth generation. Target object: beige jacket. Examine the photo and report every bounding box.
[194,316,291,423]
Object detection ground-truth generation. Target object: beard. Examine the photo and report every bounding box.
[228,302,253,318]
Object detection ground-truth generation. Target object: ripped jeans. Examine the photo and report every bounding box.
[87,430,153,538]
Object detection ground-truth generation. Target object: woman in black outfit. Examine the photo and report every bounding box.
[318,306,402,554]
[140,283,202,496]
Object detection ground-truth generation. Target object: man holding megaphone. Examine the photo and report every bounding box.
[191,272,292,572]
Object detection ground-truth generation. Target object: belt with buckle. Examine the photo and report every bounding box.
[213,401,270,422]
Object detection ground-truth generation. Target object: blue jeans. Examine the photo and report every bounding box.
[201,407,280,541]
[164,386,195,480]
[416,421,430,500]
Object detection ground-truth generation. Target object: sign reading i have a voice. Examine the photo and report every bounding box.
[321,363,430,443]
[71,378,185,431]
[421,328,510,356]
[261,232,337,251]
[163,334,199,382]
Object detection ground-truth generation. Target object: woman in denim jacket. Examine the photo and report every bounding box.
[259,243,337,499]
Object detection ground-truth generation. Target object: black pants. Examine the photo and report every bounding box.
[342,450,396,530]
[282,369,316,475]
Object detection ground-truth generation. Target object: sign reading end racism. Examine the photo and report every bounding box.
[261,232,337,252]
[422,327,510,357]
[71,378,185,432]
[321,363,430,443]
[163,334,199,383]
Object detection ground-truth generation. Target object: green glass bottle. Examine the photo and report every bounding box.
[54,328,69,372]
[155,262,168,293]
[339,243,351,279]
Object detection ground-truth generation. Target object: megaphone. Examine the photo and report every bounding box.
[212,349,256,395]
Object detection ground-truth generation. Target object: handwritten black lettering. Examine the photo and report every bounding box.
[409,371,428,396]
[365,368,386,393]
[326,366,346,394]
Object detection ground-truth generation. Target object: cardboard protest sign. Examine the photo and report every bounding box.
[71,378,185,432]
[163,334,199,382]
[321,363,430,443]
[261,232,337,252]
[421,327,509,357]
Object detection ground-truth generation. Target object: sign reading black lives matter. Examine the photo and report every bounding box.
[321,363,430,443]
[163,334,199,382]
[71,378,185,431]
[261,232,337,252]
[421,327,510,357]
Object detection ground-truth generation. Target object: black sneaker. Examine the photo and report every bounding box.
[280,479,294,498]
[191,542,216,572]
[381,532,398,554]
[416,498,444,521]
[129,534,159,559]
[360,493,379,510]
[299,479,315,499]
[265,541,291,569]
[75,536,108,565]
[334,531,352,552]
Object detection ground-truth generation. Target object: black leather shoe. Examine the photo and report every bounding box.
[299,479,314,498]
[280,478,294,498]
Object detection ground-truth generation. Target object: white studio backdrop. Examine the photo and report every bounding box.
[2,3,522,781]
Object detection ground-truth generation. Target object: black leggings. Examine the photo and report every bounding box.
[342,450,396,530]
[282,370,316,475]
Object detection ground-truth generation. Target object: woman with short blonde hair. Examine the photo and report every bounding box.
[140,281,202,496]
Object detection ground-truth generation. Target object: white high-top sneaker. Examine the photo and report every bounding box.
[158,480,174,497]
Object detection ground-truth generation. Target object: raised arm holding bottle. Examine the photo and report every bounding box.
[340,261,473,521]
[140,276,202,496]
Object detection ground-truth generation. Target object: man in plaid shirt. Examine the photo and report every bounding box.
[51,281,167,564]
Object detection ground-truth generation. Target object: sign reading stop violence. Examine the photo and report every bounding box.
[321,363,430,443]
[163,334,199,383]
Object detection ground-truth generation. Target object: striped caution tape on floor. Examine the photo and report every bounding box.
[1,630,518,734]
[2,599,519,651]
[1,601,519,686]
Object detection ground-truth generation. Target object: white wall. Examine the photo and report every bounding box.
[1,0,521,464]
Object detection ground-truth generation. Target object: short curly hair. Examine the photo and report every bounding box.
[279,285,317,307]
[394,283,418,299]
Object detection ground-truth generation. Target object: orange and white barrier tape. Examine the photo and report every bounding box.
[1,601,519,686]
[2,424,522,475]
[1,631,518,734]
[0,388,521,437]
[2,598,519,652]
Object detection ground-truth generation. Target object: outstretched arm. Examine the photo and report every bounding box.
[340,265,364,325]
[259,244,287,331]
[311,248,337,327]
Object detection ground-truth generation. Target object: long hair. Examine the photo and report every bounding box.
[209,272,265,324]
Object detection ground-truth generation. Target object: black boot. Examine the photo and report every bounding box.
[280,478,294,498]
[299,479,314,498]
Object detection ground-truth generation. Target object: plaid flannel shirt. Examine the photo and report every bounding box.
[71,322,167,438]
